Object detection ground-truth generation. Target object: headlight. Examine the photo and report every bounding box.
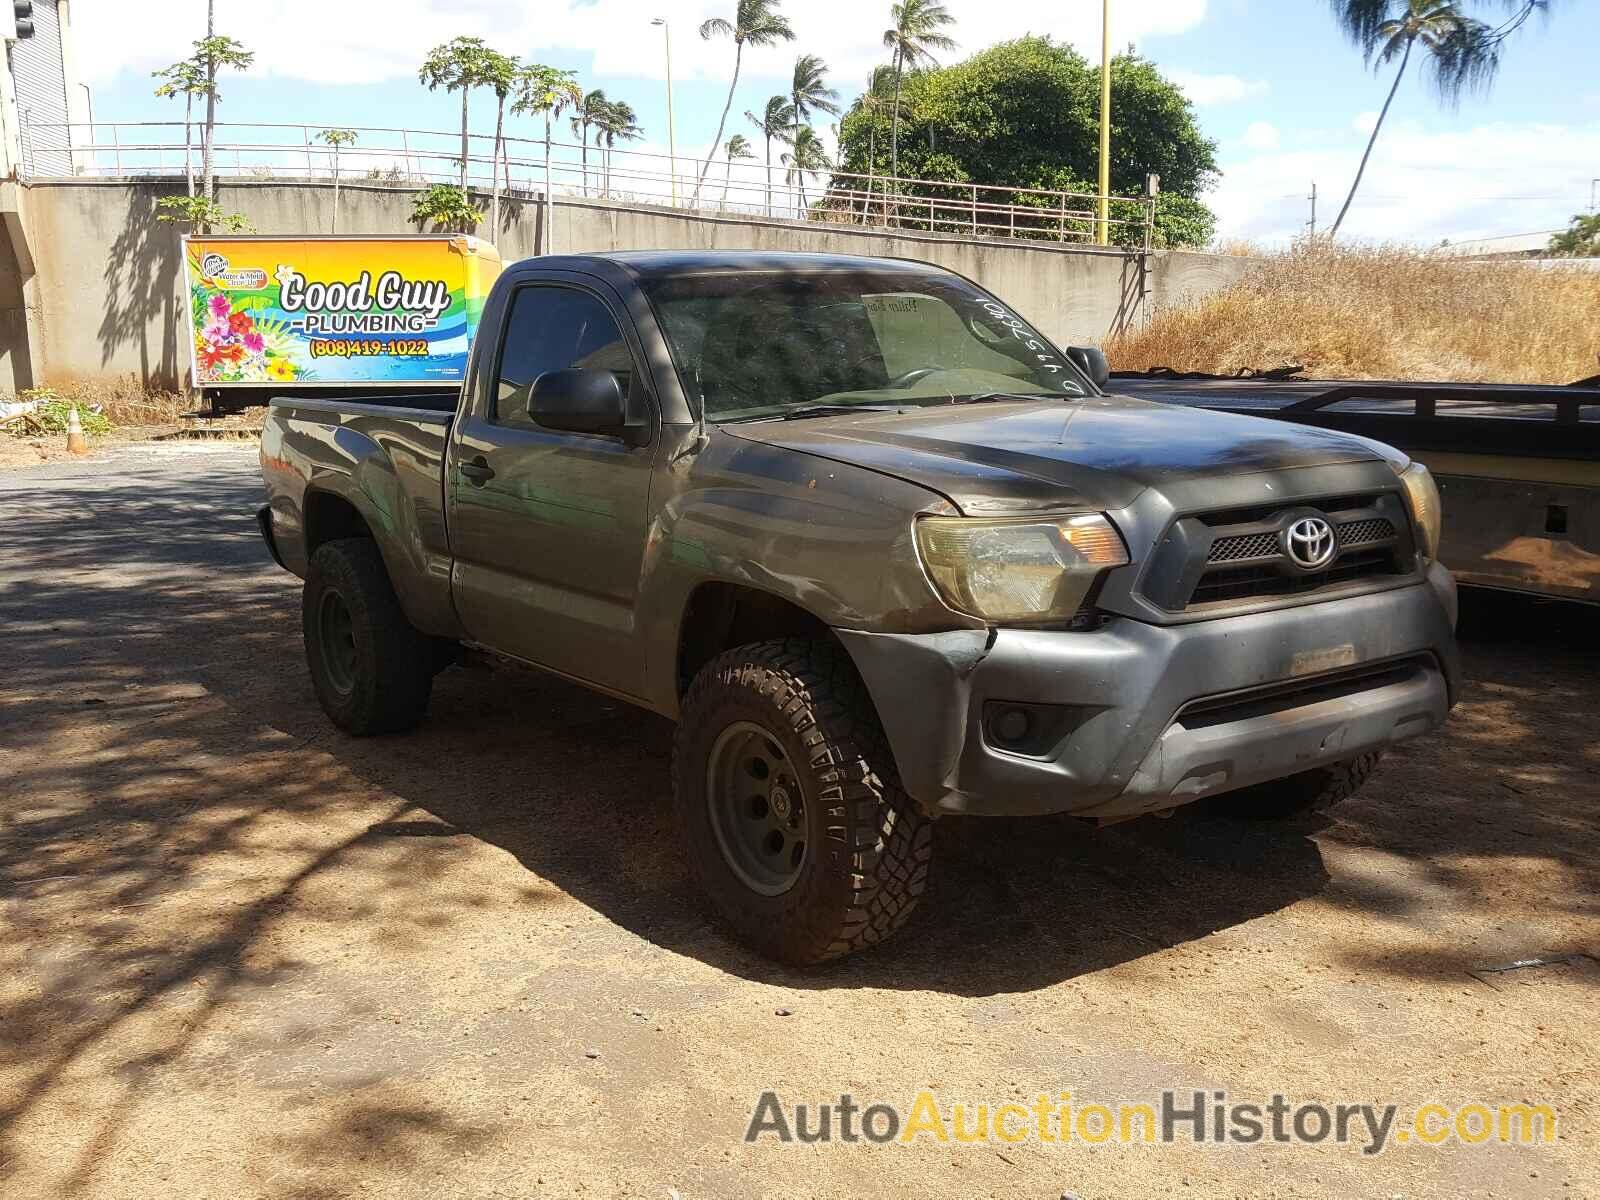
[1397,462,1442,562]
[914,514,1129,623]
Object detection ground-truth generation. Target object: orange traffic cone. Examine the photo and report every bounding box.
[66,405,89,454]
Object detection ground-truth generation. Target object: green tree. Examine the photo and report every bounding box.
[882,0,956,184]
[720,133,756,205]
[512,64,583,249]
[419,36,495,191]
[853,65,897,216]
[782,125,832,212]
[569,89,613,195]
[836,37,1218,246]
[155,195,253,234]
[790,54,840,128]
[746,95,796,217]
[411,184,482,233]
[1327,1,1502,236]
[478,48,520,233]
[194,0,254,206]
[595,98,643,197]
[697,0,796,200]
[317,129,357,233]
[1548,212,1600,258]
[152,57,207,197]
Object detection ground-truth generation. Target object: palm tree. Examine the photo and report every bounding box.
[790,54,840,128]
[882,0,955,186]
[720,133,756,206]
[479,49,519,234]
[152,57,206,197]
[696,0,796,200]
[782,125,832,215]
[569,89,611,195]
[596,98,643,198]
[1327,0,1501,237]
[194,0,254,206]
[512,64,583,251]
[317,128,357,233]
[746,95,796,217]
[419,36,493,191]
[854,65,896,218]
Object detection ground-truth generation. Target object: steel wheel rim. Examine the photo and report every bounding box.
[317,589,357,695]
[706,721,808,897]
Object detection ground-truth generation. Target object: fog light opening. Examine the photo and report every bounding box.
[991,706,1033,747]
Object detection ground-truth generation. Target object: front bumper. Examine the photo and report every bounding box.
[838,563,1461,819]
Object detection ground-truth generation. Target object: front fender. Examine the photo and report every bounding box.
[633,427,975,714]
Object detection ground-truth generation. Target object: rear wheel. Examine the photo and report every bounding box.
[1209,753,1382,819]
[672,638,933,965]
[302,538,437,735]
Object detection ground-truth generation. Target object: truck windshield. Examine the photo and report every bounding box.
[638,270,1090,422]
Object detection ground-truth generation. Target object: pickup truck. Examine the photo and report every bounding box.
[258,250,1461,965]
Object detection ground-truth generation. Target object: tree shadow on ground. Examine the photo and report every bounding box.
[2,457,1596,1192]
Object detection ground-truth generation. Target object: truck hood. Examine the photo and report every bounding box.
[723,395,1396,515]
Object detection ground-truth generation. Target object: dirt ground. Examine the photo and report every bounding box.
[0,412,262,471]
[1,443,1596,1199]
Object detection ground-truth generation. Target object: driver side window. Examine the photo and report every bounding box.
[495,286,634,427]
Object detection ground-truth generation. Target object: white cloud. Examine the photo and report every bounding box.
[1352,110,1380,135]
[1166,70,1269,106]
[1210,118,1600,246]
[1241,121,1279,151]
[71,0,1210,87]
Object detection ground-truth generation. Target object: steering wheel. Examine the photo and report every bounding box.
[884,366,940,389]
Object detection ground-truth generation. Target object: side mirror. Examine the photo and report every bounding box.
[1067,346,1110,389]
[530,368,627,436]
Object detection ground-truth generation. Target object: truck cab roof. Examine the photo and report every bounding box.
[521,250,950,280]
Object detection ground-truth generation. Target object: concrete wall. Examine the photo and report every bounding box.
[4,179,1256,394]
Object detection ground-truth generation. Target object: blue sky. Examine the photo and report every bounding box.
[71,0,1600,245]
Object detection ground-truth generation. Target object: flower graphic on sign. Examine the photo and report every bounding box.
[188,247,308,385]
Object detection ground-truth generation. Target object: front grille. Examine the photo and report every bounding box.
[1208,531,1280,563]
[1338,517,1395,548]
[1207,516,1398,565]
[1188,548,1399,608]
[1139,490,1414,613]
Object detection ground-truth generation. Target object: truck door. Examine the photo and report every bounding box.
[447,280,656,698]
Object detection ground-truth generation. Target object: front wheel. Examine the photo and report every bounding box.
[1208,753,1382,819]
[672,638,933,966]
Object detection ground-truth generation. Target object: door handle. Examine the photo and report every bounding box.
[459,457,495,485]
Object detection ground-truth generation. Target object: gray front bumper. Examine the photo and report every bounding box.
[837,564,1460,819]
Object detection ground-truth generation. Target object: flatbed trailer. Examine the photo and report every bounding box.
[1111,374,1600,605]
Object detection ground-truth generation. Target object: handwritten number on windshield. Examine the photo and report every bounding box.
[977,300,1064,374]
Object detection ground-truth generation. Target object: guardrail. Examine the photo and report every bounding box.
[19,120,1157,249]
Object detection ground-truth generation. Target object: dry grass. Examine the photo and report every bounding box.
[1110,243,1600,383]
[43,378,196,426]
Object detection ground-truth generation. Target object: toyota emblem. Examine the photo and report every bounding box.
[1284,516,1337,570]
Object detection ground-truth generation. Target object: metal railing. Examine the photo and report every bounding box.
[19,119,1158,249]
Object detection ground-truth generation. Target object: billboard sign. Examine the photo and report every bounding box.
[181,235,503,388]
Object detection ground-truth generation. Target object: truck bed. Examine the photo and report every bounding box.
[219,385,461,415]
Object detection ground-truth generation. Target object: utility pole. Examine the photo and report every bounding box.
[1308,181,1318,240]
[1096,0,1111,246]
[652,18,677,206]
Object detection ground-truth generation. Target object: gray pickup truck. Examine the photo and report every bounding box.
[258,250,1460,964]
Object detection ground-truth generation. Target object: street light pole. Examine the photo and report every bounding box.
[652,17,678,206]
[1097,0,1111,246]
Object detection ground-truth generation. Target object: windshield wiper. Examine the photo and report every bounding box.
[950,390,1084,405]
[779,404,899,421]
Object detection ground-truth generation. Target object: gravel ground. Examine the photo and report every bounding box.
[1,442,1595,1200]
